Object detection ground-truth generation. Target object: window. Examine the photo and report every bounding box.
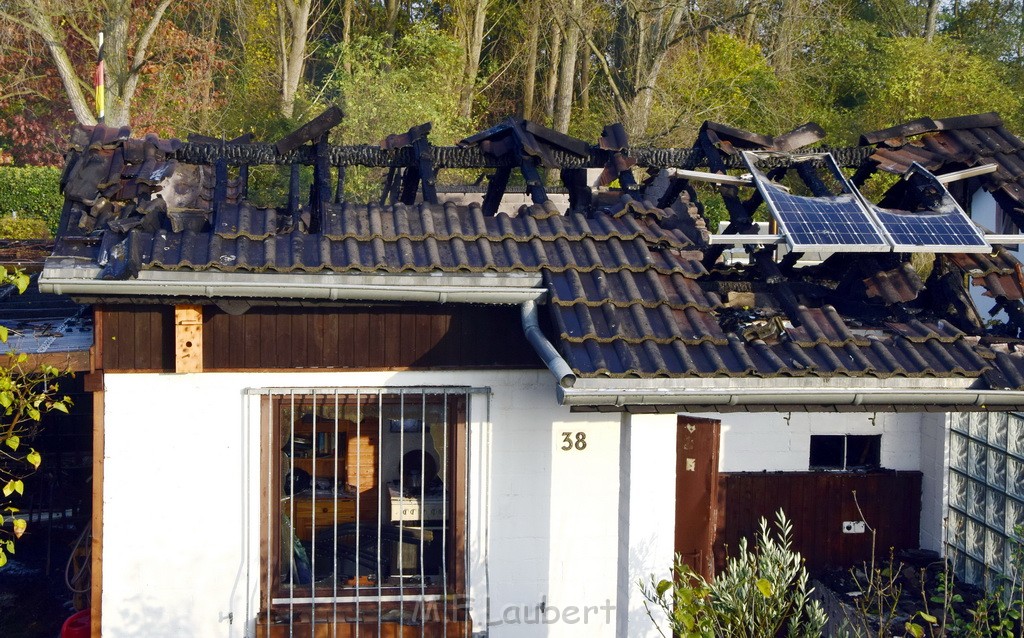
[809,434,881,470]
[260,388,477,634]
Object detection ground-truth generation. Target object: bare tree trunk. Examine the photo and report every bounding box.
[579,35,589,113]
[742,0,758,42]
[342,0,353,73]
[276,0,312,119]
[773,0,799,74]
[457,0,489,119]
[924,0,940,40]
[553,0,580,134]
[543,21,562,125]
[107,0,172,126]
[622,54,667,140]
[522,0,541,119]
[385,0,399,35]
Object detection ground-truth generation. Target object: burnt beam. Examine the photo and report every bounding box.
[520,157,548,205]
[561,168,592,212]
[413,135,438,205]
[334,165,345,203]
[287,163,300,218]
[482,167,512,216]
[309,134,331,232]
[275,104,344,155]
[213,156,228,215]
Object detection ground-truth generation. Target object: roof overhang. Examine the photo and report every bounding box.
[558,376,1024,413]
[39,262,546,305]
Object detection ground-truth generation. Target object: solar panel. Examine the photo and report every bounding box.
[866,164,990,253]
[740,153,992,254]
[742,152,890,253]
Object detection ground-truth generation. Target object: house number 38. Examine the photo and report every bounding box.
[561,432,587,451]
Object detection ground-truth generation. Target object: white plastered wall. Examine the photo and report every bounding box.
[717,411,922,472]
[918,412,950,553]
[616,414,677,638]
[100,370,668,638]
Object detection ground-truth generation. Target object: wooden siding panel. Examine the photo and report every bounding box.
[99,304,541,371]
[324,311,341,366]
[715,471,922,573]
[99,305,173,372]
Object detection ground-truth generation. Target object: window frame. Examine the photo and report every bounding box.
[809,433,882,471]
[258,387,474,626]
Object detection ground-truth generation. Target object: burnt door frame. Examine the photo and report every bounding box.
[675,416,721,581]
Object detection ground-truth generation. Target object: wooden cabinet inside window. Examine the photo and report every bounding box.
[284,418,380,543]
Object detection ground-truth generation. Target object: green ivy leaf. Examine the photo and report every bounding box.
[5,540,13,553]
[2,480,13,497]
[905,622,924,638]
[656,579,672,597]
[14,271,29,294]
[12,480,23,495]
[25,449,40,469]
[52,402,68,414]
[4,434,17,451]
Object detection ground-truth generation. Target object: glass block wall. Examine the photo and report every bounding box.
[947,412,1024,587]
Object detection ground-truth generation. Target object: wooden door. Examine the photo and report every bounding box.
[675,416,721,581]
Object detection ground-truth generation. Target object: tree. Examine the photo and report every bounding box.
[276,0,314,119]
[552,0,581,133]
[0,268,72,567]
[453,0,491,119]
[645,32,783,146]
[807,25,1023,140]
[3,0,172,127]
[578,0,690,140]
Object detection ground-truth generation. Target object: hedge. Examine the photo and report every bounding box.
[0,166,63,235]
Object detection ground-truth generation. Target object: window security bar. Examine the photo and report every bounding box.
[259,386,486,638]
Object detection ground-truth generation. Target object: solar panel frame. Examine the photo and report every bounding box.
[742,151,891,253]
[861,163,991,254]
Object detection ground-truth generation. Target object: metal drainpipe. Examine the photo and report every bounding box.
[521,300,576,388]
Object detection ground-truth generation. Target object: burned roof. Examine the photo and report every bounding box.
[0,271,92,371]
[38,112,1024,411]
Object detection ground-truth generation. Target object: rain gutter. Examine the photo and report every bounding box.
[38,266,546,305]
[558,385,1024,411]
[521,300,576,388]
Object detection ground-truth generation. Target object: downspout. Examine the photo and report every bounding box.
[521,300,576,388]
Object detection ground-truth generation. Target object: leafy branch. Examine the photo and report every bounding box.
[0,267,73,568]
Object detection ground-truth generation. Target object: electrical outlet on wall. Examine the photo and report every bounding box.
[842,521,866,534]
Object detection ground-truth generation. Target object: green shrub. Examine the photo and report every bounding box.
[641,509,827,638]
[0,166,63,234]
[0,216,51,239]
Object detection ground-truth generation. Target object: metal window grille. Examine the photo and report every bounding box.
[258,387,486,637]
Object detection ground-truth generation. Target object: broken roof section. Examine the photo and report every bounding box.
[37,109,1024,411]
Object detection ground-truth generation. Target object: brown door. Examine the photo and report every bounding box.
[675,416,721,581]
